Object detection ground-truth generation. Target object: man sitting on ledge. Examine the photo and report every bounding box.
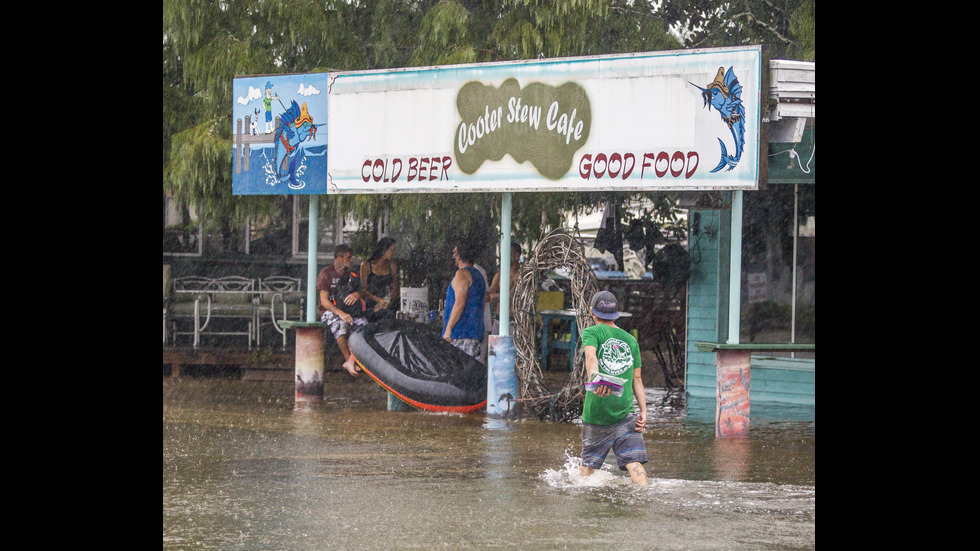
[317,244,367,375]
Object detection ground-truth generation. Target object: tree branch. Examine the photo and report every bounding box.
[740,10,792,44]
[690,9,792,48]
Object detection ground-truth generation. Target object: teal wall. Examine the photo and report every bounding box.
[684,197,816,405]
[685,206,731,398]
[749,357,815,405]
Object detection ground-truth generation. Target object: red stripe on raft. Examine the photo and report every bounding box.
[350,352,486,414]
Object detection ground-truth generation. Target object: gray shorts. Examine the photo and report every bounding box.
[581,413,648,471]
[449,338,482,362]
[320,310,367,340]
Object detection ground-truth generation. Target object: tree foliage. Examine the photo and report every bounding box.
[163,0,814,254]
[658,0,814,61]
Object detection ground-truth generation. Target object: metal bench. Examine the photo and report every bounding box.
[167,276,258,349]
[198,276,257,349]
[167,276,215,348]
[166,275,306,350]
[256,276,305,349]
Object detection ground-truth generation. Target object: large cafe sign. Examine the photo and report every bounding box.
[233,45,763,195]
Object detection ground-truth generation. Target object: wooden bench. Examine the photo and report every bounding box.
[694,341,815,438]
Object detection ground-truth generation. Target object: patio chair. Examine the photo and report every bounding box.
[197,276,257,349]
[169,276,214,348]
[257,276,304,348]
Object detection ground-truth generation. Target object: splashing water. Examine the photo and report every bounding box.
[539,447,625,489]
[260,149,308,189]
[538,445,815,514]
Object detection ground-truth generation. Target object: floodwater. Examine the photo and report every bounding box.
[163,373,814,550]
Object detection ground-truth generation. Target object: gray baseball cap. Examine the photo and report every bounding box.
[590,291,619,320]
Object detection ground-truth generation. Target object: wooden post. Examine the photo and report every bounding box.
[235,119,242,173]
[234,116,280,175]
[243,116,251,172]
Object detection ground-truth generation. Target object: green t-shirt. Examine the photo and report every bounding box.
[580,323,641,425]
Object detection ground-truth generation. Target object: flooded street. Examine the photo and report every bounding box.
[163,373,814,549]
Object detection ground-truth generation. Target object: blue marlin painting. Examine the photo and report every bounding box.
[273,100,320,188]
[691,67,745,172]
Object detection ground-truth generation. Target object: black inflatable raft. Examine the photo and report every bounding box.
[348,318,487,413]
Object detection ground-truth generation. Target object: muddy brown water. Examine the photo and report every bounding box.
[163,372,814,549]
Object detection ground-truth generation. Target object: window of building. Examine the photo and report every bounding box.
[292,196,349,259]
[740,184,814,347]
[164,194,361,261]
[246,196,294,256]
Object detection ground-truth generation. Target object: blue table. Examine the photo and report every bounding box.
[539,309,631,371]
[539,309,578,372]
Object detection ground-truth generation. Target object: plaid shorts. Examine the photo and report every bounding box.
[320,310,367,340]
[581,413,648,471]
[449,338,482,362]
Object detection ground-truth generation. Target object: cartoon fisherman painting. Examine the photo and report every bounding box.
[263,82,279,134]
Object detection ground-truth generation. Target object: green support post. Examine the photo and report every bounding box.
[727,190,743,344]
[487,192,518,417]
[499,192,512,335]
[283,195,325,401]
[307,195,319,323]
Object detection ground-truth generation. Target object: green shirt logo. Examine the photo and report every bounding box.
[599,338,633,375]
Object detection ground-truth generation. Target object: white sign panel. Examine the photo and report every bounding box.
[747,272,768,303]
[326,46,762,194]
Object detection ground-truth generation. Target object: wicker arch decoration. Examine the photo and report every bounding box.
[512,228,600,422]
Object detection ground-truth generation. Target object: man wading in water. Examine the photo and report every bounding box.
[578,290,649,485]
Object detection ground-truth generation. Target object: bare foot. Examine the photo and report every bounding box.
[342,358,361,376]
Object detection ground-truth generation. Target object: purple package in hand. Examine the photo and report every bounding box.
[585,372,626,397]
